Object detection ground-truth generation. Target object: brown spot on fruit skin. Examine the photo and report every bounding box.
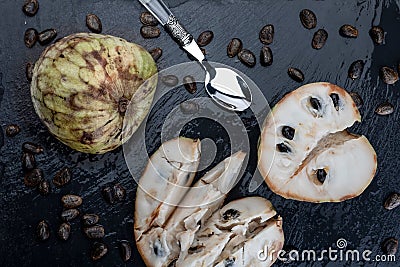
[81,132,94,144]
[118,97,129,115]
[90,51,107,68]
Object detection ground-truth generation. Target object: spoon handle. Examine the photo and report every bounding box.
[138,0,192,46]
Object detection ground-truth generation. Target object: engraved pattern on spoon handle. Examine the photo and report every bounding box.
[164,15,193,46]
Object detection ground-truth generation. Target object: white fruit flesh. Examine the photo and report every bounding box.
[180,197,284,267]
[134,137,201,241]
[258,82,377,203]
[135,148,248,267]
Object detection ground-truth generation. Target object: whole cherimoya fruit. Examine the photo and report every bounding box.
[31,33,157,154]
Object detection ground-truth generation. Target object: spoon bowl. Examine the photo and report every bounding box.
[204,65,252,111]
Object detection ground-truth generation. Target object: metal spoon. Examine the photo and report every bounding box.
[138,0,252,111]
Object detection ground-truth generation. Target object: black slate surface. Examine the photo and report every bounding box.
[0,0,400,266]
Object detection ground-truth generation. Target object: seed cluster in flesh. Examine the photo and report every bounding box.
[258,82,377,203]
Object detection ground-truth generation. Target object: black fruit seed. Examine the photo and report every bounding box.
[330,93,340,111]
[86,14,102,33]
[316,169,327,183]
[282,126,295,140]
[238,49,256,67]
[259,24,274,45]
[299,9,317,29]
[348,60,364,80]
[227,38,242,58]
[312,29,328,50]
[276,143,291,153]
[288,67,304,82]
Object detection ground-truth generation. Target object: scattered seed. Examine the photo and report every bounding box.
[140,26,160,39]
[350,92,364,109]
[37,220,50,241]
[382,238,398,255]
[259,24,274,45]
[288,67,304,82]
[238,49,256,67]
[5,124,21,137]
[375,102,394,116]
[140,11,158,26]
[348,60,364,80]
[82,214,99,227]
[84,225,105,239]
[24,168,43,187]
[339,24,358,38]
[22,152,36,171]
[276,143,291,153]
[161,75,179,87]
[180,101,199,114]
[38,180,50,196]
[24,28,38,48]
[102,186,114,204]
[197,30,214,47]
[384,193,400,210]
[260,46,273,66]
[149,47,162,62]
[22,142,43,154]
[86,14,102,33]
[299,9,317,29]
[119,240,132,262]
[58,222,71,241]
[61,194,82,209]
[369,26,384,45]
[102,184,126,204]
[380,67,398,85]
[22,0,39,16]
[53,167,71,187]
[91,242,108,261]
[26,62,34,82]
[61,209,80,222]
[312,29,328,50]
[183,75,197,94]
[316,169,327,183]
[282,126,295,140]
[227,38,242,58]
[222,209,240,221]
[113,184,126,202]
[38,29,57,45]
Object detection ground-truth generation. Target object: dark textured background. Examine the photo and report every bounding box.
[1,0,400,266]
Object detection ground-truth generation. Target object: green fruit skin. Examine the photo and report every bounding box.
[31,33,158,154]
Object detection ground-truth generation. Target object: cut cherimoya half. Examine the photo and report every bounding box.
[258,82,377,203]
